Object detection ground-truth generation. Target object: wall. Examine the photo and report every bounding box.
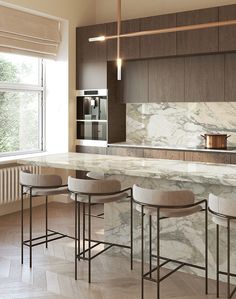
[127,103,236,147]
[0,0,96,152]
[95,0,236,23]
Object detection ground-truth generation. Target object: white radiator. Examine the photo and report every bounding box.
[0,165,40,204]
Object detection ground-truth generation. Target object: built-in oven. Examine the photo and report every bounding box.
[76,89,108,143]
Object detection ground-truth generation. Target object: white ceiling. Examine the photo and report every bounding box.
[95,0,236,23]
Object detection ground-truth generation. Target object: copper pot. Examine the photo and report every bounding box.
[201,134,231,149]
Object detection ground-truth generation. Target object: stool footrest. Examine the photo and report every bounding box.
[23,231,67,248]
[84,238,131,249]
[152,255,205,271]
[219,270,236,278]
[77,238,129,261]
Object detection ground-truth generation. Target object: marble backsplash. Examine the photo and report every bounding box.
[126,102,236,147]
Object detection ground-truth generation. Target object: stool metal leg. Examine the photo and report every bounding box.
[156,208,160,299]
[149,215,152,279]
[21,185,24,265]
[29,188,32,268]
[141,205,144,299]
[227,218,231,299]
[83,203,85,259]
[130,195,133,270]
[75,194,78,280]
[45,195,48,249]
[216,224,219,298]
[88,196,91,283]
[78,201,81,262]
[205,201,208,294]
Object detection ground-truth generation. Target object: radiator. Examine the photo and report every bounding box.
[0,165,40,204]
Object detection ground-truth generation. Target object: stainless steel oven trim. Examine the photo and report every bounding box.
[76,89,108,97]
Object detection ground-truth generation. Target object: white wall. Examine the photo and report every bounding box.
[95,0,236,23]
[0,0,96,152]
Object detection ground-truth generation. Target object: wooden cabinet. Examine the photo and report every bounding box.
[185,54,224,102]
[149,57,184,102]
[76,25,107,89]
[184,152,231,164]
[122,60,148,103]
[107,146,144,157]
[144,149,185,160]
[219,5,236,52]
[106,19,140,61]
[177,8,219,55]
[76,145,107,155]
[140,13,176,58]
[225,53,236,102]
[231,154,236,164]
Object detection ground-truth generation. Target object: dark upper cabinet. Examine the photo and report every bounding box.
[140,13,176,58]
[185,54,224,102]
[149,57,184,102]
[122,60,148,103]
[177,7,219,55]
[76,25,107,89]
[106,19,140,60]
[219,5,236,52]
[225,53,236,101]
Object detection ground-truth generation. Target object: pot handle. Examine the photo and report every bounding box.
[201,134,206,139]
[227,135,231,139]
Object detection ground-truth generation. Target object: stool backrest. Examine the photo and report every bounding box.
[133,184,194,207]
[68,176,121,194]
[86,172,105,180]
[20,170,62,187]
[209,193,236,218]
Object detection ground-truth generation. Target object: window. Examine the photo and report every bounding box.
[0,52,44,156]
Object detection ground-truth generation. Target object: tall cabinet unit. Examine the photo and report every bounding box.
[76,23,126,151]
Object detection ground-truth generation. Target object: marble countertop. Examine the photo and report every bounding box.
[17,152,236,187]
[108,142,236,153]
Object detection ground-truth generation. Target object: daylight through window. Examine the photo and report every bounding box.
[0,52,44,156]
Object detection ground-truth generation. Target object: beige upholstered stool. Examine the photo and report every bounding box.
[19,170,68,268]
[133,184,208,299]
[209,193,236,299]
[68,176,133,282]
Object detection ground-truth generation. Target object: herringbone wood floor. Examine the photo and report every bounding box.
[0,202,228,299]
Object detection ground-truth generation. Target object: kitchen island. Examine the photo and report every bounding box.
[18,152,236,281]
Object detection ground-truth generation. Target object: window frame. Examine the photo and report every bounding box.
[0,56,45,157]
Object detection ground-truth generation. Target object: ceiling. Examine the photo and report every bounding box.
[95,0,236,23]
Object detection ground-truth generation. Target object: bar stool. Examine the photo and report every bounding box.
[68,176,133,282]
[133,184,208,299]
[209,193,236,299]
[19,170,68,268]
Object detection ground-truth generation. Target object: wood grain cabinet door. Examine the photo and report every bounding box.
[122,60,148,103]
[225,53,236,102]
[177,7,219,55]
[76,25,107,90]
[149,57,185,102]
[219,5,236,52]
[140,13,176,59]
[185,54,224,102]
[106,19,140,61]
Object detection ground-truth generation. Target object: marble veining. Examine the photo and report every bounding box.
[17,152,236,187]
[126,102,236,147]
[17,152,236,282]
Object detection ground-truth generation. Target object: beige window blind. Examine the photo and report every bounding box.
[0,5,61,58]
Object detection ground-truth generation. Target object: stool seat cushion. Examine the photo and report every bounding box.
[70,191,128,204]
[209,193,236,227]
[24,186,68,196]
[211,216,236,228]
[136,204,201,218]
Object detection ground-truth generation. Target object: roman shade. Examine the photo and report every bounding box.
[0,5,61,59]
